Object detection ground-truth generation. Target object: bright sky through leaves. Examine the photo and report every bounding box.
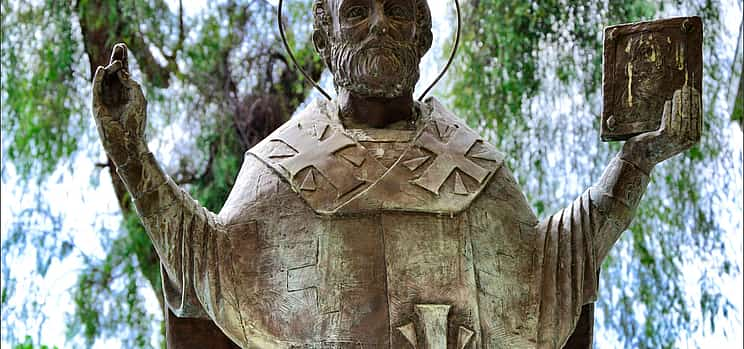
[1,0,741,348]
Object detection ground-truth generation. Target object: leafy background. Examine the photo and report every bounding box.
[1,0,742,348]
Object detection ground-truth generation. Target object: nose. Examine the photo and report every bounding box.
[369,5,388,35]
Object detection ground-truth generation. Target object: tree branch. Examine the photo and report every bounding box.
[160,0,186,75]
[173,140,219,186]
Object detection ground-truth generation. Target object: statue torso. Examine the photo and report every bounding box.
[211,98,543,348]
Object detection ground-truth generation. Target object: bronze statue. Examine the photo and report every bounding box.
[91,1,701,348]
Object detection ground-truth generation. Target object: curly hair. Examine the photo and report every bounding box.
[312,0,433,62]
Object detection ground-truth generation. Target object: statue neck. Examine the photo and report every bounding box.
[337,89,416,130]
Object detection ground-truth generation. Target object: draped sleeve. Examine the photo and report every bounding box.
[118,151,230,319]
[535,156,650,348]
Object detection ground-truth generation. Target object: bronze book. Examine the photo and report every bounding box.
[601,16,703,141]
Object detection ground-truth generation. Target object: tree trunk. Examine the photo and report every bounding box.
[77,0,167,312]
[76,1,324,347]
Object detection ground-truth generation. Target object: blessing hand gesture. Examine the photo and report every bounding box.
[91,43,148,166]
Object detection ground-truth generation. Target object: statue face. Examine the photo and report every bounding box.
[326,0,422,98]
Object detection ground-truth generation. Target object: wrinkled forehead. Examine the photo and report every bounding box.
[328,0,417,14]
[324,0,418,37]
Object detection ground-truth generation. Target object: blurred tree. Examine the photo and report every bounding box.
[451,0,741,348]
[2,0,322,347]
[1,0,741,348]
[13,336,59,349]
[731,18,743,128]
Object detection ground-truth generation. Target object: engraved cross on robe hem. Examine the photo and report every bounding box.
[397,304,475,349]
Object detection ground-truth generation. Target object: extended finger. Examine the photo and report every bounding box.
[104,60,124,76]
[116,68,129,83]
[680,87,691,139]
[661,100,672,133]
[110,43,129,72]
[690,89,702,142]
[92,66,106,103]
[671,89,682,137]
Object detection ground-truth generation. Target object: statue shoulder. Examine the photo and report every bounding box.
[218,152,305,223]
[248,98,338,167]
[476,163,539,226]
[422,99,538,224]
[219,101,339,220]
[419,97,504,162]
[250,98,337,156]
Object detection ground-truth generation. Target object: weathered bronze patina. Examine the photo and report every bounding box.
[91,1,702,348]
[602,16,703,141]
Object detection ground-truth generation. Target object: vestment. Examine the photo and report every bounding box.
[128,98,647,348]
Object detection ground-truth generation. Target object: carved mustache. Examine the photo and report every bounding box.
[358,36,400,51]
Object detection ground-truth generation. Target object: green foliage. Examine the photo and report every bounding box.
[0,194,78,346]
[1,0,88,182]
[2,0,321,347]
[734,93,743,124]
[1,0,740,348]
[453,0,740,347]
[13,336,59,349]
[190,124,243,212]
[67,220,157,348]
[453,0,658,151]
[733,53,742,125]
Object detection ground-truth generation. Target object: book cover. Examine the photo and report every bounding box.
[602,17,703,141]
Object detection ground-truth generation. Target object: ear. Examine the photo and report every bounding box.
[312,30,327,54]
[313,29,333,69]
[414,0,433,58]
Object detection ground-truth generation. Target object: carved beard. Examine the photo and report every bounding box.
[329,37,420,98]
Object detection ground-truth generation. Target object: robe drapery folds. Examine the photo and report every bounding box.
[117,152,242,347]
[536,190,598,348]
[119,152,223,319]
[536,156,650,348]
[116,98,651,348]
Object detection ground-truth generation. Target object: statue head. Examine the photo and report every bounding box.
[312,0,433,99]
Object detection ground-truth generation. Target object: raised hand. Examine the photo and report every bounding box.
[91,43,148,166]
[621,85,702,173]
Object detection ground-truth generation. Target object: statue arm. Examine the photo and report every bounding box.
[586,154,650,263]
[119,152,223,319]
[535,87,700,346]
[589,85,701,266]
[92,44,225,319]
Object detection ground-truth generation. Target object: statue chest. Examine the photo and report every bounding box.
[214,98,540,347]
[220,208,540,348]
